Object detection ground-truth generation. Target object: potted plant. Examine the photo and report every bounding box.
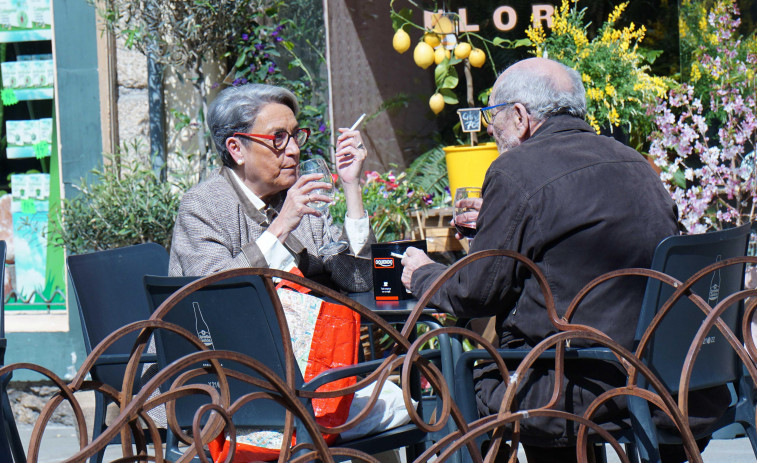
[389,1,516,196]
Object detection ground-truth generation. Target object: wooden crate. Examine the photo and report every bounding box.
[408,207,469,253]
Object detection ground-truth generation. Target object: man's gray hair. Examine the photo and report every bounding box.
[207,84,299,167]
[490,61,586,121]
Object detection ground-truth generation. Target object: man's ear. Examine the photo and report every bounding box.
[512,103,531,140]
[226,136,245,165]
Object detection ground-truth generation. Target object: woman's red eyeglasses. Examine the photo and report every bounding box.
[233,128,310,150]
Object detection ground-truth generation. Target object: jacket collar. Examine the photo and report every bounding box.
[528,114,595,142]
[220,166,305,255]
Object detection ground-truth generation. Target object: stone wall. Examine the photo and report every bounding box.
[114,36,149,159]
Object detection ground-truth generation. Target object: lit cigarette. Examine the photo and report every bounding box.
[390,252,405,259]
[349,113,366,131]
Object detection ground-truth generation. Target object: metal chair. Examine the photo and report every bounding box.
[451,223,755,463]
[67,243,169,463]
[142,269,438,462]
[0,240,25,462]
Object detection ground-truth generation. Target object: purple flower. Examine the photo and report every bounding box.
[249,64,256,72]
[318,123,326,133]
[276,36,283,42]
[211,82,220,89]
[232,78,242,86]
[241,33,249,41]
[268,64,276,74]
[255,43,264,51]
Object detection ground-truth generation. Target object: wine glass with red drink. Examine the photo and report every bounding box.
[453,187,481,239]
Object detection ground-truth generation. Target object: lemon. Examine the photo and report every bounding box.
[481,113,488,128]
[454,42,472,60]
[434,47,450,65]
[423,32,441,48]
[469,48,486,68]
[429,93,445,114]
[413,42,435,69]
[432,15,455,35]
[392,29,411,54]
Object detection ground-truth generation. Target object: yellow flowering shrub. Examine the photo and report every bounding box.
[525,0,671,138]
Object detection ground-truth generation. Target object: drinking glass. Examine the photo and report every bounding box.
[453,187,482,239]
[299,158,349,256]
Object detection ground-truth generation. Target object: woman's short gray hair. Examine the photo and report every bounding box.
[490,61,586,121]
[207,84,299,167]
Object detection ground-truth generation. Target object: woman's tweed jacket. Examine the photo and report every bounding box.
[169,166,375,292]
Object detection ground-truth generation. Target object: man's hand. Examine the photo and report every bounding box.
[401,247,434,292]
[451,196,482,239]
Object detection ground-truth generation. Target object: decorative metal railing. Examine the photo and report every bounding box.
[2,256,757,463]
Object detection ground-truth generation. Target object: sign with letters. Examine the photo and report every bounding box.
[457,108,482,133]
[424,5,555,32]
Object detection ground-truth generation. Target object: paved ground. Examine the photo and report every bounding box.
[10,391,757,462]
[14,422,757,462]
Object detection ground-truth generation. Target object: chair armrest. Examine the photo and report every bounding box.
[302,349,442,392]
[453,347,622,424]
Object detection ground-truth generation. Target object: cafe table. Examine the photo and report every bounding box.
[347,291,459,392]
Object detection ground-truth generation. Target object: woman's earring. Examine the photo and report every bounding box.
[236,158,244,165]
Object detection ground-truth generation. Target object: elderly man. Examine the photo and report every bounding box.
[400,58,718,461]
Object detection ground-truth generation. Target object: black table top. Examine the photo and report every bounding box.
[347,291,435,316]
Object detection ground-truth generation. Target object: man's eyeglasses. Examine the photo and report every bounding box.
[481,102,514,125]
[233,128,311,150]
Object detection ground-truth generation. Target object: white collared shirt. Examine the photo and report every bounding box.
[231,171,370,270]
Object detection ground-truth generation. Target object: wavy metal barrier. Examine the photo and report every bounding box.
[3,252,757,463]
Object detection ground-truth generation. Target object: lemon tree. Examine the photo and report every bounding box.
[389,0,522,118]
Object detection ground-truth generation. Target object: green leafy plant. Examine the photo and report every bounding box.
[405,144,449,201]
[54,146,196,255]
[331,169,435,243]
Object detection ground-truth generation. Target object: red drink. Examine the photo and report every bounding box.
[455,222,477,238]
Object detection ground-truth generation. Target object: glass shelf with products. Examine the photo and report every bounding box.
[13,87,52,101]
[0,28,51,43]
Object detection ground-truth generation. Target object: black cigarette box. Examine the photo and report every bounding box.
[371,240,427,300]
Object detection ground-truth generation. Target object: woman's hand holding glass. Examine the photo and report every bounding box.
[299,157,349,256]
[267,170,332,243]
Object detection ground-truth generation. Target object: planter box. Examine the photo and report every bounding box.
[408,207,468,253]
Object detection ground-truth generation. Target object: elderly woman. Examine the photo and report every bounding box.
[169,84,374,292]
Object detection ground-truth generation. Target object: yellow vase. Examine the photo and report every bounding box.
[443,142,500,196]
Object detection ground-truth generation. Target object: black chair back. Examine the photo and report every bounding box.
[0,240,23,463]
[67,243,169,391]
[637,222,751,392]
[143,274,307,430]
[0,240,6,339]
